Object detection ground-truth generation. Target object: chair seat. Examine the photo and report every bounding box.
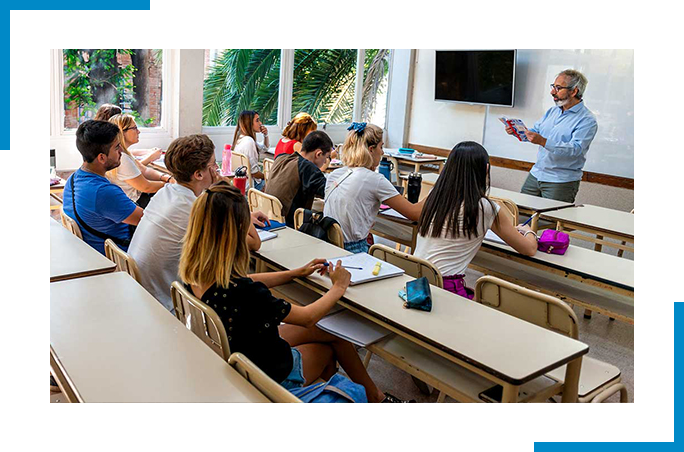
[367,334,560,403]
[546,356,621,399]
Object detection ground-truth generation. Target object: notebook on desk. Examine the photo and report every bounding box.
[257,230,278,242]
[327,253,404,285]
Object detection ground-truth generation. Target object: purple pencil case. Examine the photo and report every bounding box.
[537,230,570,255]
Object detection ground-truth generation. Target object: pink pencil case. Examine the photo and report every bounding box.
[537,230,570,255]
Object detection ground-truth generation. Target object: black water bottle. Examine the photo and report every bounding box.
[407,172,422,203]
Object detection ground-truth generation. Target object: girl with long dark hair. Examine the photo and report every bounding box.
[232,110,269,190]
[414,141,538,298]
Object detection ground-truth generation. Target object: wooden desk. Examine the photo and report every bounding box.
[384,149,446,174]
[50,218,116,282]
[371,210,417,252]
[472,239,634,323]
[540,205,634,253]
[253,228,589,402]
[50,272,270,403]
[148,158,172,176]
[50,178,66,211]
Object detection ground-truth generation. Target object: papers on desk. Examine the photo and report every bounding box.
[258,230,278,242]
[484,230,506,245]
[379,208,408,220]
[316,310,391,347]
[328,253,404,285]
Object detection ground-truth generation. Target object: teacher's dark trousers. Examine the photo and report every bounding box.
[521,173,580,203]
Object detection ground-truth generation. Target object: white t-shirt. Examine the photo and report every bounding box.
[128,184,197,311]
[414,199,500,277]
[324,167,400,243]
[234,136,264,184]
[109,153,142,202]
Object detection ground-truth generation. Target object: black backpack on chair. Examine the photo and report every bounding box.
[298,209,340,244]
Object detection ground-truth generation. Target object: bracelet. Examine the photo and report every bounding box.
[524,230,538,241]
[162,174,169,183]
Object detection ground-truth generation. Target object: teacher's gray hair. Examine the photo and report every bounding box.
[557,69,588,100]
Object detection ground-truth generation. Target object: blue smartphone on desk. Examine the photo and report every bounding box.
[258,220,286,232]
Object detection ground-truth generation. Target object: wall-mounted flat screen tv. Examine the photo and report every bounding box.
[435,50,516,107]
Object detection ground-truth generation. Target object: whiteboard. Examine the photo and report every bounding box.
[483,50,634,179]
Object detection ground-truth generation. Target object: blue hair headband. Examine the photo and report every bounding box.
[347,122,367,134]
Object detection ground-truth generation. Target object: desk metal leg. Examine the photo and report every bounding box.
[561,357,583,403]
[501,383,520,403]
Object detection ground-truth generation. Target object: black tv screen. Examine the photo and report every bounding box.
[435,50,516,107]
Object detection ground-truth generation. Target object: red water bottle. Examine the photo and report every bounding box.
[233,165,248,195]
[221,144,232,176]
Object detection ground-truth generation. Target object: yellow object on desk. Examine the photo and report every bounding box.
[372,261,382,276]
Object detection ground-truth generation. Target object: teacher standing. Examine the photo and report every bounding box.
[505,69,598,203]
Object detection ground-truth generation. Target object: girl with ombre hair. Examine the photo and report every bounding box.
[274,112,318,158]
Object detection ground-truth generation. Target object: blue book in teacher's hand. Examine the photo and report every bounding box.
[258,220,287,232]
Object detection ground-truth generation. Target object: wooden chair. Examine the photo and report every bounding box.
[231,151,253,188]
[104,239,142,284]
[247,188,284,223]
[489,196,519,225]
[228,352,302,403]
[60,208,83,240]
[474,275,627,403]
[170,281,231,362]
[263,157,274,182]
[293,208,344,248]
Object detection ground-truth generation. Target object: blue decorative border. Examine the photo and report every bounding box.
[5,1,151,150]
[536,303,678,450]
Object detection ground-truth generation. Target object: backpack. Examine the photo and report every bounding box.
[298,209,340,244]
[288,373,368,403]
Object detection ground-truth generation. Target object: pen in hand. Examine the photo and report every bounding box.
[322,262,362,270]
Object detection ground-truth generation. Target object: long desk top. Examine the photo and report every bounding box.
[254,228,588,386]
[50,218,116,282]
[540,204,634,238]
[384,148,447,164]
[480,238,634,291]
[488,187,575,212]
[50,272,270,403]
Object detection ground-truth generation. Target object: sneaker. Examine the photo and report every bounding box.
[382,392,416,403]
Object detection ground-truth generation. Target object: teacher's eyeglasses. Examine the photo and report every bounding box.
[550,84,572,92]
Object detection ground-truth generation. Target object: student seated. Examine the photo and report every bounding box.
[265,130,333,227]
[128,134,267,312]
[324,122,424,253]
[95,104,163,162]
[232,110,269,191]
[180,181,407,402]
[62,120,144,255]
[414,141,538,298]
[93,103,122,121]
[107,114,173,208]
[274,112,317,158]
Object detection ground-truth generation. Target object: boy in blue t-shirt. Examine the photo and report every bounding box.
[62,120,143,255]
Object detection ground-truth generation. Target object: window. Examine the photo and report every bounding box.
[361,49,391,127]
[292,49,357,124]
[62,49,163,129]
[203,49,281,126]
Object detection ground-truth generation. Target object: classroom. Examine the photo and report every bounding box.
[49,49,634,405]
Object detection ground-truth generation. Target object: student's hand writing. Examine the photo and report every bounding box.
[295,259,328,278]
[329,260,351,290]
[516,224,534,235]
[250,211,269,227]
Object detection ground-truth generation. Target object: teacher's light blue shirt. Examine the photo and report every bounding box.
[529,101,598,183]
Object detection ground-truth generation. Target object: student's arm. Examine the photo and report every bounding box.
[490,209,538,256]
[139,163,174,184]
[122,206,144,226]
[124,173,166,194]
[252,170,266,180]
[138,148,163,166]
[250,259,328,288]
[384,194,426,222]
[301,161,328,198]
[283,261,351,328]
[246,222,261,251]
[293,141,302,153]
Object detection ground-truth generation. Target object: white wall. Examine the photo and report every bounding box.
[406,49,634,212]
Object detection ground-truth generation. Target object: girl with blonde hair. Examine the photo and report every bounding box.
[274,112,317,158]
[324,122,424,253]
[232,110,269,190]
[180,181,405,402]
[107,114,174,208]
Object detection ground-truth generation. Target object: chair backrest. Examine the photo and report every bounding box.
[170,281,231,362]
[293,208,345,248]
[104,238,142,284]
[231,151,253,187]
[228,352,302,403]
[489,196,519,225]
[60,208,83,240]
[263,158,275,182]
[247,188,284,223]
[369,243,443,288]
[474,275,578,339]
